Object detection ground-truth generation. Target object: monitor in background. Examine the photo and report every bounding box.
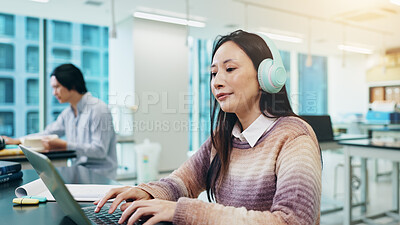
[301,115,334,142]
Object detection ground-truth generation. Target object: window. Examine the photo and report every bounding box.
[104,52,109,77]
[82,51,100,76]
[86,80,100,98]
[0,112,14,136]
[51,48,71,69]
[103,81,109,103]
[0,44,14,70]
[82,24,100,47]
[26,17,39,40]
[0,13,14,37]
[26,111,39,134]
[52,21,71,44]
[26,46,39,73]
[298,53,328,115]
[188,39,213,150]
[26,79,39,105]
[103,27,109,47]
[279,50,291,96]
[0,13,109,137]
[0,78,14,103]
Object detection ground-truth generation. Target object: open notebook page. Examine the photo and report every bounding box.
[15,178,124,202]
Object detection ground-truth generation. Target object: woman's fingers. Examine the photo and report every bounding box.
[118,199,176,225]
[119,201,141,224]
[119,200,151,224]
[120,202,133,211]
[108,189,136,213]
[94,186,130,213]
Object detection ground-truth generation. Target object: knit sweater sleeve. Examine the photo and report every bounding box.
[136,138,212,201]
[172,134,322,225]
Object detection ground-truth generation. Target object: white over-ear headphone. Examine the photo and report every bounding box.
[256,33,287,94]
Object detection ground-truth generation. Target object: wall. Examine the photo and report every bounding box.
[133,18,189,172]
[328,54,369,123]
[109,17,135,107]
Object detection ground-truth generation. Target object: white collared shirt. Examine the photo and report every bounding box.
[232,114,277,147]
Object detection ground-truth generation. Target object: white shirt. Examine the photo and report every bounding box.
[39,93,118,178]
[232,114,277,147]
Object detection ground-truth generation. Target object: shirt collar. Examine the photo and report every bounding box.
[232,114,277,147]
[75,92,91,114]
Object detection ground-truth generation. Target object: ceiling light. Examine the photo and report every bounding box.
[338,44,373,54]
[390,0,400,6]
[258,32,303,43]
[133,12,205,28]
[30,0,49,2]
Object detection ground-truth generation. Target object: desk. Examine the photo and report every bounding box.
[319,134,369,151]
[0,150,76,170]
[0,166,119,225]
[319,134,369,216]
[340,138,400,225]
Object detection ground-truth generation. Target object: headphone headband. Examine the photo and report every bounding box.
[257,33,284,67]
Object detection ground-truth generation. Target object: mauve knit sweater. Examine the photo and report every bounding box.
[138,116,322,225]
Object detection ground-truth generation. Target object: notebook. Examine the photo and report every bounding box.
[19,144,171,225]
[20,134,58,151]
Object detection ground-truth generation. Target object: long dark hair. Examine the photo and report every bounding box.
[51,63,88,94]
[206,30,298,202]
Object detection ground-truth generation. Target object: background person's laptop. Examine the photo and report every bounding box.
[19,145,171,225]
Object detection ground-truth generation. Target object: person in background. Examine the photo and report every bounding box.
[94,30,322,224]
[2,63,118,179]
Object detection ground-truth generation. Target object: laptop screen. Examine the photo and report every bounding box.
[301,115,334,142]
[19,145,92,225]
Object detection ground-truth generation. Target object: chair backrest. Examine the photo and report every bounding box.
[301,115,334,142]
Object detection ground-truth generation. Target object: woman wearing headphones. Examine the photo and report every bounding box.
[95,30,322,225]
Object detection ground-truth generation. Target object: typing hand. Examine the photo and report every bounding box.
[1,136,21,145]
[119,199,176,225]
[93,186,152,214]
[42,138,67,150]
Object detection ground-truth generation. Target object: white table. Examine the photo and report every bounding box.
[340,139,400,225]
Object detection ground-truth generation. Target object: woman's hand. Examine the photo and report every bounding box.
[2,136,21,145]
[93,186,152,214]
[119,199,177,225]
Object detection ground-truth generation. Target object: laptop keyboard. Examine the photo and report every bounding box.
[82,205,143,225]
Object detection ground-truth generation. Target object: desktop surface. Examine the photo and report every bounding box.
[333,133,369,141]
[0,166,119,225]
[0,149,76,162]
[339,138,400,150]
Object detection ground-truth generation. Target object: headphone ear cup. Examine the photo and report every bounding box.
[258,58,286,94]
[270,64,287,92]
[256,33,287,93]
[257,58,274,93]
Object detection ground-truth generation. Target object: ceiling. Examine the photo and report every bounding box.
[1,0,400,56]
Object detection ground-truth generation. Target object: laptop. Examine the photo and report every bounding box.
[301,115,334,142]
[19,145,171,225]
